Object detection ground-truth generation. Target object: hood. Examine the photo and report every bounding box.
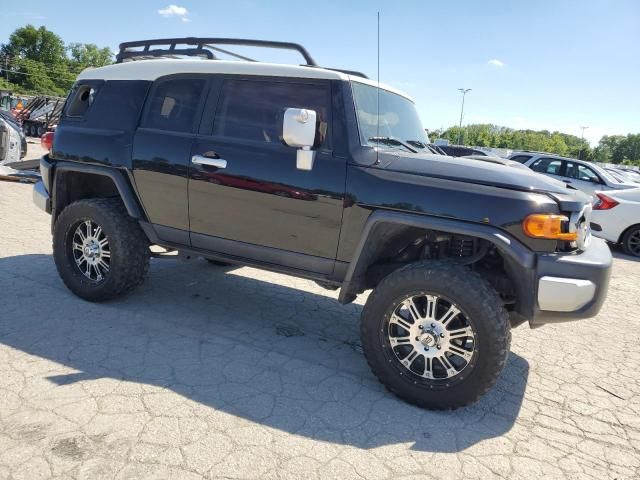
[377,151,581,196]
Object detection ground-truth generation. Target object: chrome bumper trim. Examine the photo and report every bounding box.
[538,276,596,312]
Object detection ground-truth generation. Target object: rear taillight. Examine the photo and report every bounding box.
[593,193,619,210]
[41,131,54,151]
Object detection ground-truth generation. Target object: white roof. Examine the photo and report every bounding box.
[77,59,413,101]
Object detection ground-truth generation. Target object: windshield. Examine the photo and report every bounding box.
[591,163,624,184]
[351,81,428,149]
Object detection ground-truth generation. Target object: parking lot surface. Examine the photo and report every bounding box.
[1,177,639,479]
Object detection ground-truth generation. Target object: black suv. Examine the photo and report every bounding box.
[32,38,612,410]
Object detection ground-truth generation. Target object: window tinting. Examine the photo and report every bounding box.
[510,155,532,163]
[531,158,562,175]
[213,79,330,148]
[65,84,99,117]
[143,78,205,132]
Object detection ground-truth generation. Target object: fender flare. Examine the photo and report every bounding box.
[52,160,144,220]
[338,210,536,311]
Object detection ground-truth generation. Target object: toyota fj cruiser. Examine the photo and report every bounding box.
[32,38,612,409]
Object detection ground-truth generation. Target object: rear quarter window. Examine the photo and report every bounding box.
[64,82,103,118]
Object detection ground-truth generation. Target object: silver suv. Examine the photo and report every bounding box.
[509,152,637,198]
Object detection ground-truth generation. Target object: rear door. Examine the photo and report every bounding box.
[132,76,208,244]
[529,157,564,182]
[188,76,346,274]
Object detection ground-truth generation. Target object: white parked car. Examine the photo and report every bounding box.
[509,152,637,199]
[591,189,640,257]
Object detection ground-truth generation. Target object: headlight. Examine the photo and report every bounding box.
[522,214,577,241]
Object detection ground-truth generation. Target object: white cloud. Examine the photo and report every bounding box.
[158,5,189,19]
[487,59,505,68]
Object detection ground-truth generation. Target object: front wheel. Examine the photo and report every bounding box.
[361,261,510,410]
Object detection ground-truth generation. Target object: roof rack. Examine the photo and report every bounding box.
[116,37,368,79]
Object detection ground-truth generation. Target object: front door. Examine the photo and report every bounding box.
[188,77,346,275]
[563,161,604,198]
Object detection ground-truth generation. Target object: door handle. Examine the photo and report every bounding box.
[192,155,227,169]
[562,179,572,184]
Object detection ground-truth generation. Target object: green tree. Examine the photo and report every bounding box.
[67,43,113,71]
[433,123,594,159]
[1,25,113,96]
[1,25,65,66]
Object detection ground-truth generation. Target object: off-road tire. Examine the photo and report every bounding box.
[361,261,511,410]
[621,225,640,257]
[53,198,150,301]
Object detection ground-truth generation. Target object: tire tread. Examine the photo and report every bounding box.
[361,261,511,410]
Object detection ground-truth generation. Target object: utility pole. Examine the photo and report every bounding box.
[578,126,589,160]
[457,88,471,145]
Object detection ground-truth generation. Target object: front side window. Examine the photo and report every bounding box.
[566,162,600,183]
[351,81,428,149]
[213,79,330,148]
[530,158,562,175]
[143,78,205,132]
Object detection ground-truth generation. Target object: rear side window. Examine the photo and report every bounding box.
[510,155,532,163]
[212,79,330,148]
[65,83,100,118]
[142,78,205,132]
[530,158,562,175]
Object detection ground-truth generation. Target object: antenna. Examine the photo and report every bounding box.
[376,11,380,164]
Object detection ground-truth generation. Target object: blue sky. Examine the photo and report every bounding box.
[1,0,638,145]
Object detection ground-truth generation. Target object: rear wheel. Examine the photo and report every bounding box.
[361,261,510,410]
[53,198,150,301]
[621,225,640,257]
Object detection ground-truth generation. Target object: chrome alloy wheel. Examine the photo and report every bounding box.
[72,220,110,282]
[387,294,476,380]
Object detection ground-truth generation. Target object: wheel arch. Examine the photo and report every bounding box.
[52,161,145,226]
[618,222,640,244]
[338,211,536,317]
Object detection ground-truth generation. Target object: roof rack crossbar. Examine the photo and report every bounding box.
[117,37,317,65]
[203,44,258,62]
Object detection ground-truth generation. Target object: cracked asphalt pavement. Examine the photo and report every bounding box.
[1,167,639,478]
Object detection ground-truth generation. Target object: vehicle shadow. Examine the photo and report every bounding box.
[0,254,529,453]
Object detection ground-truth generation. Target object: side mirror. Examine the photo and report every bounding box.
[283,108,317,171]
[590,177,602,184]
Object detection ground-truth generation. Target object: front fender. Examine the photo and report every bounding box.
[338,210,536,318]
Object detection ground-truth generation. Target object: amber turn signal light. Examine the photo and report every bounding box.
[522,214,577,241]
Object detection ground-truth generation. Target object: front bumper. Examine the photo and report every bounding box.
[33,180,51,214]
[531,237,612,326]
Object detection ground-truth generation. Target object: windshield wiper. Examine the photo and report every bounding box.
[368,136,418,153]
[406,140,446,155]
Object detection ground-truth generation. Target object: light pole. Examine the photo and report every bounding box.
[578,126,589,160]
[457,88,471,145]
